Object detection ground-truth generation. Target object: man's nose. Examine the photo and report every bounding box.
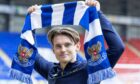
[61,46,66,52]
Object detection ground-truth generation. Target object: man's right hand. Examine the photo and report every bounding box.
[85,0,100,11]
[27,4,38,13]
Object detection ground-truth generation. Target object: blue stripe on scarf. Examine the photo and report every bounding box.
[89,7,99,23]
[63,2,77,24]
[41,5,53,27]
[79,7,98,31]
[79,9,89,30]
[22,14,31,33]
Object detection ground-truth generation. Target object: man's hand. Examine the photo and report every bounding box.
[27,4,38,13]
[85,0,100,11]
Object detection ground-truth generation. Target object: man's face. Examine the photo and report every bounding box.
[52,35,80,64]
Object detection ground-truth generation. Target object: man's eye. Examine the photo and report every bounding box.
[65,43,72,47]
[55,45,61,48]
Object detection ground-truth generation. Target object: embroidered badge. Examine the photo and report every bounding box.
[17,44,33,63]
[14,44,35,67]
[88,41,102,62]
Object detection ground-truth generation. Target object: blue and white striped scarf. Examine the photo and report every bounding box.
[10,1,115,84]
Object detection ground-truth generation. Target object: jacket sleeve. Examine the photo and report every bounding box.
[34,53,54,79]
[98,11,125,68]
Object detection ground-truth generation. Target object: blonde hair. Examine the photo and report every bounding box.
[48,27,80,44]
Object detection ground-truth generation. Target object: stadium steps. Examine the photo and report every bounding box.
[117,43,140,64]
[114,43,140,74]
[128,39,140,52]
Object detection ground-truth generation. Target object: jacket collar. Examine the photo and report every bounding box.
[48,55,86,79]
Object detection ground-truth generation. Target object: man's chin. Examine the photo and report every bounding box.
[59,59,71,63]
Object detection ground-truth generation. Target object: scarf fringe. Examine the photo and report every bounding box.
[9,69,32,84]
[88,67,116,84]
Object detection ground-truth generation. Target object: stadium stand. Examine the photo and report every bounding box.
[128,39,140,51]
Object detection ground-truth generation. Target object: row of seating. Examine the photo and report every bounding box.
[128,38,140,51]
[118,45,140,64]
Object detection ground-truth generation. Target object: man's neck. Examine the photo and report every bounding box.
[60,62,68,70]
[60,59,77,70]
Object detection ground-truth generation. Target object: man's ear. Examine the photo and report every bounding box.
[76,42,81,52]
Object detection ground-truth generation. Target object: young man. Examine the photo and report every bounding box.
[28,1,125,84]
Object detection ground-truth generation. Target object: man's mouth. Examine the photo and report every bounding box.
[60,54,68,58]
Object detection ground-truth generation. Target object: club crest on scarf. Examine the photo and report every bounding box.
[17,44,33,64]
[13,44,35,67]
[88,41,102,62]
